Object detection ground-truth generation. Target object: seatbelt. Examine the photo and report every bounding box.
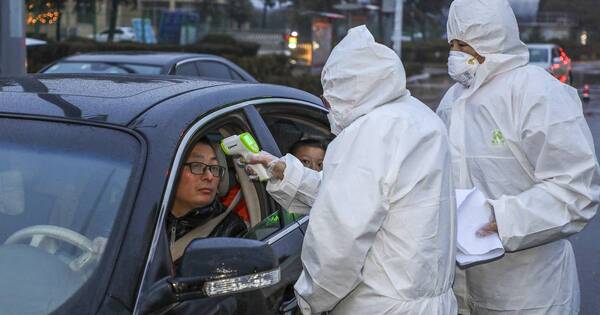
[170,190,242,261]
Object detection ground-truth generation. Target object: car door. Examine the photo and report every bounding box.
[247,101,332,311]
[242,105,312,313]
[134,99,320,315]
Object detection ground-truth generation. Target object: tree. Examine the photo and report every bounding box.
[227,0,254,29]
[539,0,599,39]
[403,0,449,40]
[106,0,136,42]
[261,0,291,28]
[26,0,63,39]
[262,0,275,28]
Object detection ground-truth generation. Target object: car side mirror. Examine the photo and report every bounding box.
[552,57,562,64]
[139,238,280,314]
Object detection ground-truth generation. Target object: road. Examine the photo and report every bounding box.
[410,62,600,314]
[570,61,600,315]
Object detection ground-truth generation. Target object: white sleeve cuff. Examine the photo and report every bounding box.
[266,154,305,209]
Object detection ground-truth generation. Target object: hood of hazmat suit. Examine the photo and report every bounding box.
[275,25,457,315]
[437,0,600,314]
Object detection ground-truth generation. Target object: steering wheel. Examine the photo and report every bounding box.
[4,225,96,271]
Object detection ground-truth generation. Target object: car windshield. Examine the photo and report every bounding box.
[528,48,549,63]
[43,62,163,75]
[0,118,140,314]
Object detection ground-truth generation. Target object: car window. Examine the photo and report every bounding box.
[175,62,199,76]
[528,48,549,63]
[42,62,162,75]
[116,63,163,75]
[229,68,245,81]
[552,48,560,59]
[164,110,282,264]
[244,209,302,240]
[43,62,130,74]
[0,118,140,315]
[257,104,331,155]
[253,103,331,226]
[196,61,233,80]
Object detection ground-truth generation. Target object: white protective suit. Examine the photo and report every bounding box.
[437,0,600,314]
[266,25,457,314]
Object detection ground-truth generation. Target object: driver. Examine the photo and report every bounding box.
[167,137,247,262]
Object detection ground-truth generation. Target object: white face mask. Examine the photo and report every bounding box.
[448,51,480,87]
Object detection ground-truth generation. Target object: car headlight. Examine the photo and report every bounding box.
[203,268,281,297]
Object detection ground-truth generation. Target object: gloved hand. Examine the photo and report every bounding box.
[240,151,286,180]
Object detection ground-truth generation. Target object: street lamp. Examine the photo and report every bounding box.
[580,31,589,46]
[0,0,26,75]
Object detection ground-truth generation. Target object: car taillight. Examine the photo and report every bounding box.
[559,48,571,65]
[559,75,568,83]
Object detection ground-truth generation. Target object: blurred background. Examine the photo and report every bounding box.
[19,0,599,103]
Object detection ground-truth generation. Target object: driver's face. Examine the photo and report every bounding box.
[173,143,220,217]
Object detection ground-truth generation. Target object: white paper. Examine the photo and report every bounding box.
[456,248,505,266]
[455,188,504,266]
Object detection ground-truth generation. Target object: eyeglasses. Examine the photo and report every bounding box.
[184,162,225,177]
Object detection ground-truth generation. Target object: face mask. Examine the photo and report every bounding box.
[327,112,342,135]
[448,51,479,87]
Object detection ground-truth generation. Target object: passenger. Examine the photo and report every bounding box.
[438,0,600,313]
[289,139,327,172]
[246,25,457,315]
[167,137,247,262]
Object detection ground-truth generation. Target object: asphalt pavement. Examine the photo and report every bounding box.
[410,62,600,314]
[571,61,600,315]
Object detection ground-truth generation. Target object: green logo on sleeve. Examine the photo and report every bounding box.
[492,129,505,145]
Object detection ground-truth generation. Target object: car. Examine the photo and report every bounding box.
[0,74,330,315]
[96,26,137,42]
[527,43,573,84]
[39,52,258,82]
[26,37,47,46]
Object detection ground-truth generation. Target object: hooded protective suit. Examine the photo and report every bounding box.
[437,0,600,314]
[266,25,457,314]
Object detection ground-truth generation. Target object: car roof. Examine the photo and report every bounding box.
[58,52,232,66]
[0,74,320,126]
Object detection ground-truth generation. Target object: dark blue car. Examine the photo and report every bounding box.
[0,74,330,315]
[39,52,257,83]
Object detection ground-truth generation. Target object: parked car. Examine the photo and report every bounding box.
[96,26,137,42]
[26,37,47,46]
[527,43,573,84]
[0,74,329,315]
[39,52,257,82]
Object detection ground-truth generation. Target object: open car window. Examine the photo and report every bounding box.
[252,103,332,229]
[166,110,283,265]
[256,103,331,157]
